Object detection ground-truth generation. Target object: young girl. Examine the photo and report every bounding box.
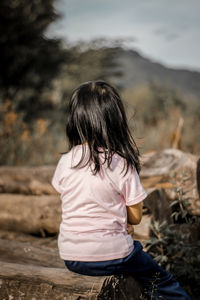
[51,80,190,300]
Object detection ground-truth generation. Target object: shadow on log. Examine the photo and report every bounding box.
[0,261,146,300]
[143,188,173,223]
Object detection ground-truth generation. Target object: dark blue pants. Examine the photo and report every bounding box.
[64,240,191,300]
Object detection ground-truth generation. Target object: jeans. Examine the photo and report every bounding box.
[64,240,191,300]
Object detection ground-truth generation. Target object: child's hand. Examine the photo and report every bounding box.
[127,223,134,235]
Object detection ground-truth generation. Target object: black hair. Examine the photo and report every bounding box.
[63,80,141,176]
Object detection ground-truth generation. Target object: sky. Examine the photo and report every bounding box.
[48,0,200,71]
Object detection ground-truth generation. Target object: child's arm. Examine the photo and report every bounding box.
[126,201,143,225]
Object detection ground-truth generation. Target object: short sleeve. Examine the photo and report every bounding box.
[51,156,65,194]
[122,167,147,206]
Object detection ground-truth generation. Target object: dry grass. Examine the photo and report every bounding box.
[1,83,199,166]
[0,99,66,166]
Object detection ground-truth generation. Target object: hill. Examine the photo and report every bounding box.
[110,48,200,100]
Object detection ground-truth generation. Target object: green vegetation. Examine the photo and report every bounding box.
[145,172,200,299]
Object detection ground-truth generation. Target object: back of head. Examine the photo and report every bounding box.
[65,80,141,176]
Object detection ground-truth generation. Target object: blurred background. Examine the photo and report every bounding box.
[0,0,200,165]
[0,2,200,298]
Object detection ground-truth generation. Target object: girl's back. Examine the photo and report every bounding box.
[52,143,147,261]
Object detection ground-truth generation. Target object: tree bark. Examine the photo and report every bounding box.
[0,238,63,268]
[0,165,56,195]
[143,188,173,223]
[0,230,58,248]
[140,149,200,215]
[0,194,61,235]
[0,261,145,300]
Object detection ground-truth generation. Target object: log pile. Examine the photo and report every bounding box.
[0,149,199,236]
[0,149,199,299]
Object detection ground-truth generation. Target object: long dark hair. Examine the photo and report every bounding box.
[64,80,141,176]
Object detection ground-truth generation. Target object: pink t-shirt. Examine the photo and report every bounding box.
[51,144,147,261]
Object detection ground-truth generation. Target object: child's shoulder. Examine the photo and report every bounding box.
[111,152,125,168]
[58,145,89,167]
[113,152,138,179]
[56,150,72,166]
[107,152,135,178]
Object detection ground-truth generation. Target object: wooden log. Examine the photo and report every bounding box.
[0,261,145,300]
[141,149,200,215]
[0,165,56,195]
[0,194,61,235]
[143,188,173,223]
[0,194,151,241]
[140,149,198,177]
[0,238,63,268]
[0,227,152,269]
[0,149,199,216]
[0,230,58,248]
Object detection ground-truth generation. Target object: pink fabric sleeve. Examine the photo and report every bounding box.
[51,157,64,194]
[122,167,147,206]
